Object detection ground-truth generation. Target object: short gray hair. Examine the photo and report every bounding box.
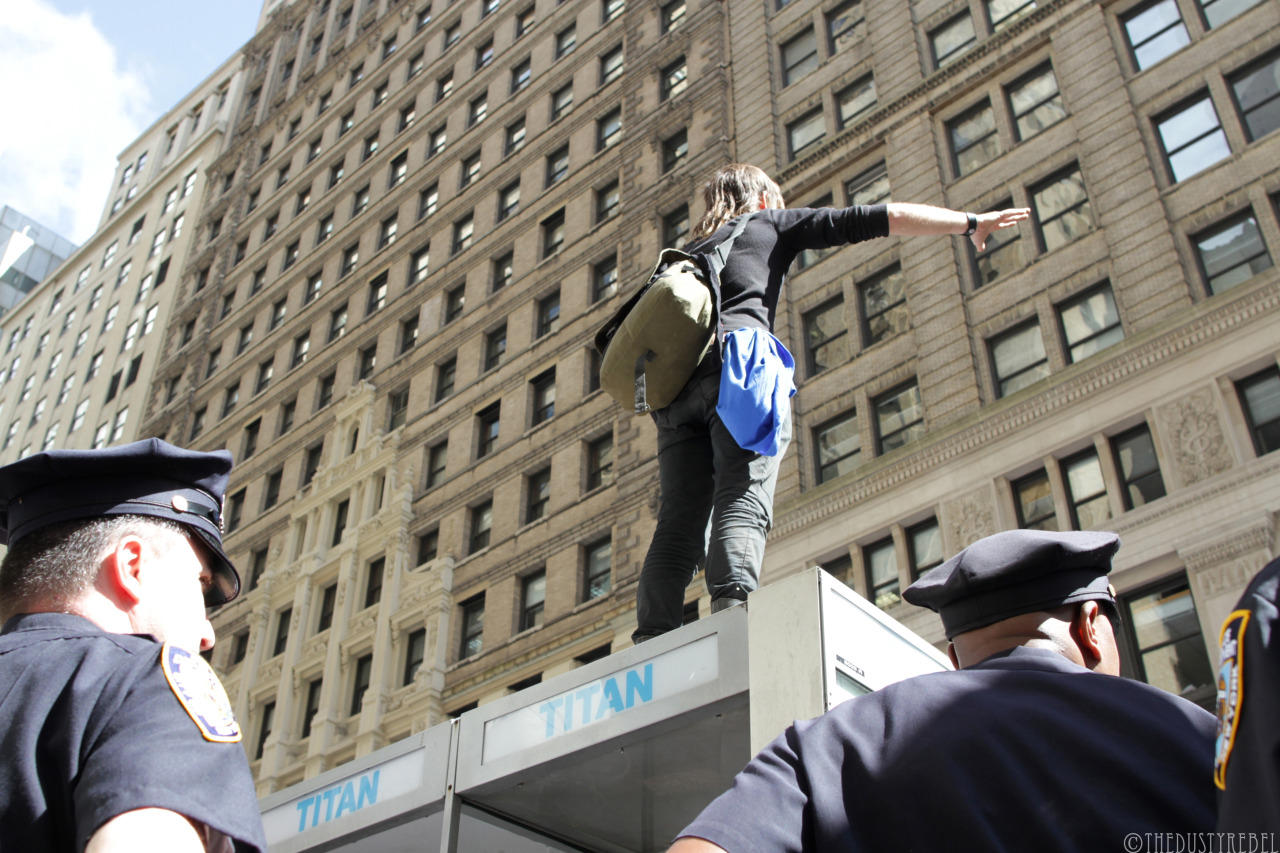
[0,515,189,622]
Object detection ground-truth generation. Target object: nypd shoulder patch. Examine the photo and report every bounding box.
[1214,609,1250,790]
[161,643,242,743]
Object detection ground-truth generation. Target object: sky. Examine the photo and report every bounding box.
[0,0,264,245]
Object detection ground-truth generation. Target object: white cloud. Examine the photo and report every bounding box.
[0,0,154,244]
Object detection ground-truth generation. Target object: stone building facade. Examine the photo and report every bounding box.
[101,0,1280,796]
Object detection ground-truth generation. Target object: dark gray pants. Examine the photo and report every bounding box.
[632,368,791,642]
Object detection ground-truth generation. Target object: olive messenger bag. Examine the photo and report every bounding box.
[593,212,756,415]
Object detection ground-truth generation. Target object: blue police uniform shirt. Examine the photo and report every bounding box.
[0,613,268,853]
[681,647,1217,852]
[1216,556,1280,830]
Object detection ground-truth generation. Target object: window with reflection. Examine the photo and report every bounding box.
[1007,63,1064,141]
[804,297,848,375]
[816,410,860,483]
[1058,284,1124,363]
[1120,577,1214,709]
[864,538,900,609]
[991,322,1048,397]
[1015,469,1057,530]
[1032,166,1093,251]
[874,381,924,453]
[1193,211,1273,294]
[1156,96,1230,182]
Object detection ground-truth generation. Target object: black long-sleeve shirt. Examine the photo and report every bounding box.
[683,204,890,334]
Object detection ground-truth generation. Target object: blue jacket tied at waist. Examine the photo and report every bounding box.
[716,328,796,456]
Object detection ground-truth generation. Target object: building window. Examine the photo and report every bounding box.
[803,297,848,375]
[291,333,311,368]
[987,0,1036,30]
[991,322,1048,398]
[660,57,687,101]
[453,215,474,255]
[546,146,570,186]
[555,24,577,58]
[827,0,865,51]
[388,388,410,430]
[399,314,419,355]
[358,344,377,380]
[243,419,261,459]
[280,399,297,435]
[663,205,689,246]
[931,12,975,67]
[542,211,566,258]
[317,372,336,409]
[273,607,292,656]
[1032,166,1093,252]
[305,273,322,304]
[593,256,618,302]
[352,184,370,217]
[972,196,1023,287]
[417,530,439,565]
[300,678,323,740]
[603,0,623,21]
[661,0,685,31]
[511,57,532,93]
[340,244,359,277]
[781,28,818,87]
[505,117,527,155]
[328,159,345,188]
[837,75,876,128]
[460,152,482,187]
[222,382,240,417]
[1156,95,1230,183]
[787,108,826,160]
[328,306,348,342]
[403,628,426,686]
[350,654,372,716]
[1007,64,1064,142]
[907,519,944,580]
[864,537,900,609]
[436,72,453,102]
[531,368,556,423]
[459,595,484,658]
[1112,425,1167,510]
[846,162,890,206]
[484,325,507,371]
[1238,367,1280,456]
[427,439,449,486]
[1229,51,1280,142]
[587,434,614,489]
[1058,284,1124,363]
[469,95,488,126]
[497,181,521,222]
[331,498,350,547]
[428,126,447,158]
[601,46,624,85]
[584,537,612,599]
[949,100,1000,178]
[526,466,552,522]
[254,702,274,760]
[859,265,907,345]
[662,128,688,173]
[388,152,408,188]
[364,558,385,609]
[597,108,622,150]
[1122,0,1189,71]
[475,39,494,70]
[815,410,860,483]
[444,284,466,324]
[477,403,501,457]
[1200,0,1262,29]
[1119,577,1214,709]
[551,83,574,121]
[398,102,417,133]
[470,500,493,552]
[493,252,515,292]
[263,468,283,509]
[875,381,923,453]
[271,299,288,331]
[367,274,388,314]
[520,571,546,630]
[1193,211,1273,295]
[419,183,439,220]
[1062,448,1111,530]
[1014,469,1057,530]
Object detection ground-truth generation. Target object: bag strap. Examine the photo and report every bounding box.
[700,211,758,356]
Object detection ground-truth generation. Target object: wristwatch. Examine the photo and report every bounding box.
[964,213,978,236]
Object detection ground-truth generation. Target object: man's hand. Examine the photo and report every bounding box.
[970,207,1030,251]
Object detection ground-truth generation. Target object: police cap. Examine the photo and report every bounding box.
[903,529,1119,639]
[0,438,241,606]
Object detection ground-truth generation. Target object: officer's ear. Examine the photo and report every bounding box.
[1072,601,1114,673]
[100,535,147,608]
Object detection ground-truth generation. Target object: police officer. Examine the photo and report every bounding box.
[1215,555,1280,830]
[0,439,267,853]
[670,530,1217,852]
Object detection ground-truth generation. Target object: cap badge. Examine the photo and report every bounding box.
[172,495,189,512]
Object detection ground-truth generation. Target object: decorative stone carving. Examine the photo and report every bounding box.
[944,487,995,551]
[1183,523,1275,600]
[1157,389,1235,487]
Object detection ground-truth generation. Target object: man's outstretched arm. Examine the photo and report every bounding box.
[886,202,1030,251]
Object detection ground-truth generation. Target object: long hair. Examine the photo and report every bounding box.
[691,164,785,240]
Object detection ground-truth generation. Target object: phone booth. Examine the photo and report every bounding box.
[258,568,950,852]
